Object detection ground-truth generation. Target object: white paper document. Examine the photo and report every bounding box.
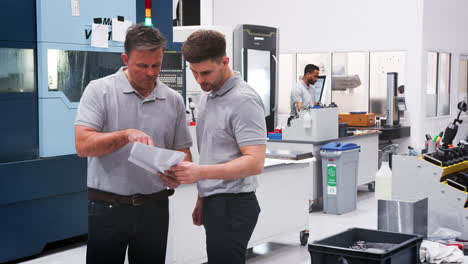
[71,0,80,16]
[91,23,109,48]
[112,19,132,42]
[128,143,186,173]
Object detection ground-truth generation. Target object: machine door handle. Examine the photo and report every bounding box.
[338,257,349,264]
[271,54,278,64]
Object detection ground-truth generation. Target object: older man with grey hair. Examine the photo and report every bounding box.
[74,23,192,264]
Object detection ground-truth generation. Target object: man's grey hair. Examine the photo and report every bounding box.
[124,23,167,55]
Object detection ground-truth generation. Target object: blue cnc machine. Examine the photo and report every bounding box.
[0,0,181,262]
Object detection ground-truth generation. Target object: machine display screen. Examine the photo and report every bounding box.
[247,49,271,116]
[48,49,123,102]
[0,48,35,93]
[314,75,326,103]
[159,52,185,99]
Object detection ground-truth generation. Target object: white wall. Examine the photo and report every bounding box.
[422,0,468,144]
[278,54,295,115]
[213,0,422,52]
[213,0,425,149]
[200,0,213,25]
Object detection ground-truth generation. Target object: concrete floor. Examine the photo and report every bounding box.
[17,188,468,264]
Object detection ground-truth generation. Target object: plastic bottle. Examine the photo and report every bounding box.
[303,109,312,128]
[375,153,392,200]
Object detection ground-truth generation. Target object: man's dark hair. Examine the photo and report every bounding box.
[182,30,226,63]
[398,85,405,94]
[304,64,320,76]
[124,23,167,55]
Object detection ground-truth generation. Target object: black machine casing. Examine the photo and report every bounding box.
[233,24,279,132]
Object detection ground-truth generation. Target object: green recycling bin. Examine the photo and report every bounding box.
[320,142,360,215]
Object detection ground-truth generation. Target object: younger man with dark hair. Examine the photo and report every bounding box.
[290,63,320,116]
[171,29,267,264]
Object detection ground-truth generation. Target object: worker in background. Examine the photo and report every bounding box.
[290,64,320,116]
[74,24,192,264]
[169,29,267,264]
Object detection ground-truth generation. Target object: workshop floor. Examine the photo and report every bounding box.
[16,188,468,264]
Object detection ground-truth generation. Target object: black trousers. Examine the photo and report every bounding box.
[203,192,261,264]
[86,198,169,264]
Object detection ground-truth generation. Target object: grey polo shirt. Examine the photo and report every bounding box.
[196,72,267,197]
[290,80,315,116]
[75,67,192,195]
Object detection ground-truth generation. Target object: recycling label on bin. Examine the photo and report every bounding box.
[327,164,337,195]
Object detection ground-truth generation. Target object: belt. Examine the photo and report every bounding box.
[88,188,174,206]
[205,191,255,199]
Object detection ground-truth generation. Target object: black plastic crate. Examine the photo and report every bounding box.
[309,228,423,264]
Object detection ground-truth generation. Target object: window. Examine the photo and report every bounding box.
[426,52,451,117]
[48,49,123,102]
[331,52,369,113]
[282,51,407,116]
[0,48,35,93]
[247,49,271,116]
[458,56,468,115]
[277,53,295,116]
[296,53,332,103]
[369,51,406,117]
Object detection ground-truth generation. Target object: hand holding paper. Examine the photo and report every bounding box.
[170,161,203,184]
[128,142,186,174]
[159,172,180,188]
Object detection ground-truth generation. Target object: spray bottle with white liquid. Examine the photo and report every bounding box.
[375,144,398,200]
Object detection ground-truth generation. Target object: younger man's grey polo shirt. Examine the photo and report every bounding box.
[196,73,267,197]
[75,67,192,195]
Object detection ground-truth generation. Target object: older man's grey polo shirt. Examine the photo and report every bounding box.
[75,67,192,195]
[196,73,267,197]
